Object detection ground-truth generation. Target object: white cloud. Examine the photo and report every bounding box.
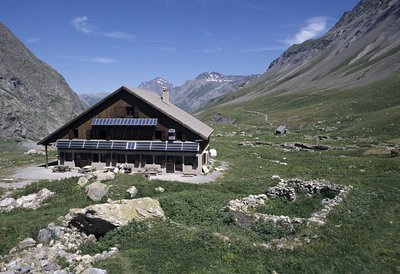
[71,16,133,39]
[283,17,328,45]
[71,16,91,35]
[83,57,117,64]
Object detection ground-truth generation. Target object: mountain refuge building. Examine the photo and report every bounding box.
[38,86,214,174]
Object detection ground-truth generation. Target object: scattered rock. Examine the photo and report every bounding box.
[126,186,138,197]
[83,267,108,274]
[78,176,89,187]
[0,188,54,212]
[391,148,400,157]
[18,238,36,250]
[37,228,52,244]
[209,148,217,157]
[155,187,165,193]
[85,182,109,202]
[0,197,16,208]
[66,198,165,238]
[210,112,235,124]
[92,171,115,182]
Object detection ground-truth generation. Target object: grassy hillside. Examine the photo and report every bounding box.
[200,75,400,142]
[0,76,399,273]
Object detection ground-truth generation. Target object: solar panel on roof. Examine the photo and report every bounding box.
[127,142,135,150]
[83,140,98,149]
[135,142,151,150]
[92,118,157,126]
[166,142,183,151]
[112,141,127,150]
[69,140,84,148]
[56,140,70,148]
[182,143,198,152]
[97,141,112,149]
[150,142,167,151]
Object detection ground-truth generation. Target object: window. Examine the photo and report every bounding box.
[126,107,133,116]
[146,155,153,164]
[127,154,135,163]
[73,129,79,138]
[93,153,99,162]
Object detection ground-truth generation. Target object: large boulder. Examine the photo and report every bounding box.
[66,198,165,238]
[85,182,109,202]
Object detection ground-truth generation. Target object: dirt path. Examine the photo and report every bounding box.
[242,110,274,126]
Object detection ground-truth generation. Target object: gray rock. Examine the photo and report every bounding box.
[20,265,32,273]
[155,187,165,193]
[37,228,52,244]
[94,171,115,182]
[126,186,138,197]
[18,238,36,250]
[0,197,16,208]
[78,177,89,187]
[82,267,108,274]
[85,182,109,202]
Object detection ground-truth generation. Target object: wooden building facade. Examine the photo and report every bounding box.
[38,86,214,174]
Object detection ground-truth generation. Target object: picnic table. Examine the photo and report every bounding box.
[52,165,71,173]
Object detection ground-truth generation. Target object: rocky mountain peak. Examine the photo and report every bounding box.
[0,22,86,143]
[138,77,176,96]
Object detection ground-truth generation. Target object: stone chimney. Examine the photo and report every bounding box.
[162,87,169,104]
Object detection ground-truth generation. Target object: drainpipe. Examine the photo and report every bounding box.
[45,145,49,169]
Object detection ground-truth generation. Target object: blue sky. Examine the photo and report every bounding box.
[1,0,359,93]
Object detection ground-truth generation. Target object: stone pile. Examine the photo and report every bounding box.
[0,188,54,212]
[0,222,113,273]
[0,197,165,273]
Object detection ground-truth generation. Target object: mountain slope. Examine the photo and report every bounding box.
[0,23,86,143]
[219,0,400,106]
[174,72,256,112]
[79,92,109,107]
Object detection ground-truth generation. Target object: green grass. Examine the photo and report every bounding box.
[254,194,327,218]
[1,77,400,273]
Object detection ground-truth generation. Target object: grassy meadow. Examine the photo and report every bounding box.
[0,77,399,273]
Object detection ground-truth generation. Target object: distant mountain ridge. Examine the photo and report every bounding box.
[0,22,86,143]
[219,0,400,107]
[137,72,257,112]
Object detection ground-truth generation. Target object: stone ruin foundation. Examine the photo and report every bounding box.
[222,178,352,249]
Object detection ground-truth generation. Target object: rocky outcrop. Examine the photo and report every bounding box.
[0,188,54,212]
[66,198,165,238]
[0,22,86,142]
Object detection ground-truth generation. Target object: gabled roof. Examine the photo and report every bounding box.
[38,86,213,145]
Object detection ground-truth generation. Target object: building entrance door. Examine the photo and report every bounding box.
[74,154,81,168]
[166,155,175,173]
[175,156,183,172]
